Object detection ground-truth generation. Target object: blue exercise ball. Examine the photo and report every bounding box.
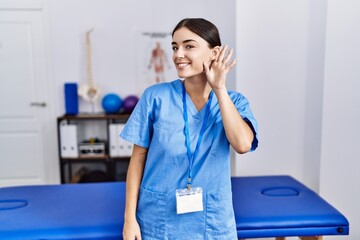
[101,93,123,114]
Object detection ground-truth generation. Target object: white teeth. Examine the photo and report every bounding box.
[178,63,188,67]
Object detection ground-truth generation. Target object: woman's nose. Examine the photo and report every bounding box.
[174,47,185,59]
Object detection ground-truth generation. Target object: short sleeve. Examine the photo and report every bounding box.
[120,88,154,148]
[231,92,259,151]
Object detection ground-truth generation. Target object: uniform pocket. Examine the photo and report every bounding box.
[137,186,167,238]
[205,193,237,239]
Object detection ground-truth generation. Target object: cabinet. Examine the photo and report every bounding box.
[57,114,132,183]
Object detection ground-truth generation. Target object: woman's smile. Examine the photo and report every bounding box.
[176,61,191,69]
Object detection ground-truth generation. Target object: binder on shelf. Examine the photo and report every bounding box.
[109,124,133,157]
[64,83,79,115]
[60,124,79,158]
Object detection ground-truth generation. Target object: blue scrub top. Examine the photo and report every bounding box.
[120,79,258,240]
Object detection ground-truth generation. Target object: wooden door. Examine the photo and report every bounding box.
[0,6,57,186]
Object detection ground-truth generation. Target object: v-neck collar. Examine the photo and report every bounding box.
[175,79,212,122]
[185,92,207,119]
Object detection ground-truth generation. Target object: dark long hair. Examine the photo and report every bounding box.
[172,18,221,48]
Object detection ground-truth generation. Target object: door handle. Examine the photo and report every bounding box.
[30,102,47,107]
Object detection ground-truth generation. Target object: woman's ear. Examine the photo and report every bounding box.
[210,46,221,61]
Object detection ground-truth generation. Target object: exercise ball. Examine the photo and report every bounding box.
[102,93,123,114]
[123,95,139,113]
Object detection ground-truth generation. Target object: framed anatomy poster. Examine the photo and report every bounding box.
[135,31,177,95]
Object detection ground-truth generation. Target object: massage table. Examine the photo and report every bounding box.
[0,176,349,239]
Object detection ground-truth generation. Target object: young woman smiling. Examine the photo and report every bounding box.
[121,18,258,240]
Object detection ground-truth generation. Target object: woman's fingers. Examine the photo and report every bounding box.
[227,58,237,70]
[223,48,234,65]
[216,45,227,62]
[216,45,235,67]
[135,233,142,240]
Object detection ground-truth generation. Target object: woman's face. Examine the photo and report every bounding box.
[172,27,215,79]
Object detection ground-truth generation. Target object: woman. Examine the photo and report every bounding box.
[121,18,258,240]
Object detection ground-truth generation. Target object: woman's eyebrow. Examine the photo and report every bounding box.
[171,39,197,45]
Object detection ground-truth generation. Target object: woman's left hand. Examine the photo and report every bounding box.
[203,45,237,90]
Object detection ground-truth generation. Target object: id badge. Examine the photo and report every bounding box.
[176,187,203,214]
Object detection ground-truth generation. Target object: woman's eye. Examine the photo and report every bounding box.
[172,46,178,51]
[186,45,194,49]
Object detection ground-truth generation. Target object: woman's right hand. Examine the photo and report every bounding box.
[123,218,142,240]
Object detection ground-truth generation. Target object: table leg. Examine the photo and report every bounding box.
[300,237,323,240]
[275,236,323,240]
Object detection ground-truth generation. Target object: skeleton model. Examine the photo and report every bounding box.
[78,28,101,109]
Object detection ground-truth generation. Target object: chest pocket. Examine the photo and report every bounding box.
[137,187,167,238]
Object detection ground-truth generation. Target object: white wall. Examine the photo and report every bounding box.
[46,0,236,115]
[235,0,359,238]
[320,0,360,239]
[235,0,322,187]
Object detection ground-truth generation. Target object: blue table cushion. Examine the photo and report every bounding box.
[232,176,349,238]
[0,182,125,239]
